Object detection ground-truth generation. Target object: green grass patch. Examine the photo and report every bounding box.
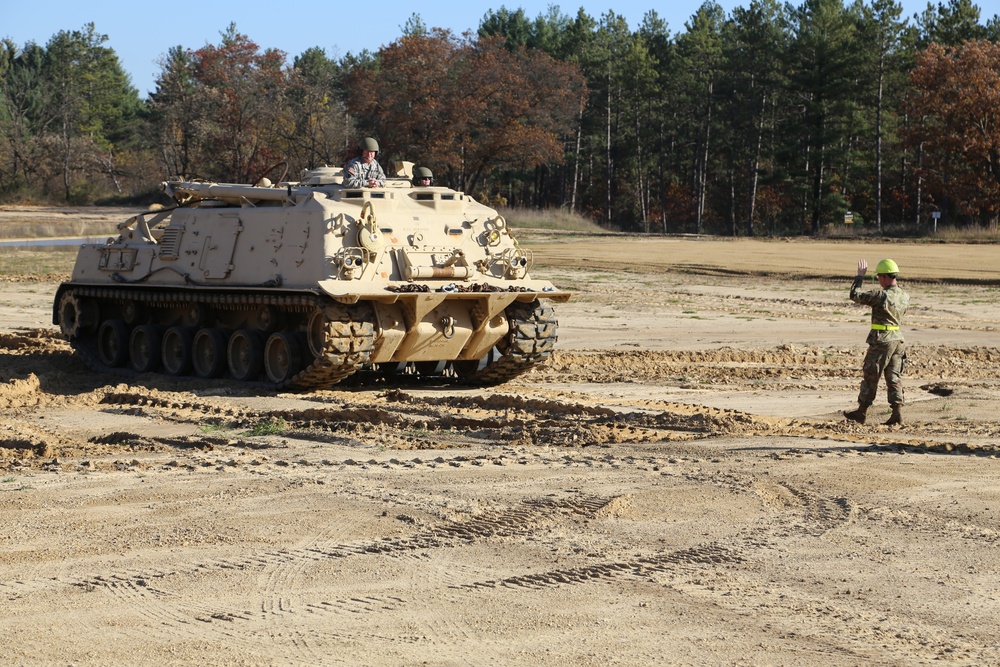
[243,418,288,437]
[3,483,33,491]
[199,422,232,435]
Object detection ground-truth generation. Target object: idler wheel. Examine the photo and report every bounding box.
[192,328,230,378]
[264,332,304,384]
[161,326,196,376]
[129,324,163,373]
[228,329,265,381]
[97,319,130,367]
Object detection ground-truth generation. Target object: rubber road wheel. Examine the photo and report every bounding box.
[264,332,304,384]
[97,319,130,367]
[161,326,196,376]
[228,329,264,381]
[129,324,163,373]
[192,328,229,378]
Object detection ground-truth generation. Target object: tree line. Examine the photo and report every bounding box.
[1,0,999,235]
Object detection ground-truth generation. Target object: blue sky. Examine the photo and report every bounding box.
[5,0,955,98]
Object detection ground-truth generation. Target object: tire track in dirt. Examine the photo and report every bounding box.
[751,481,854,537]
[858,504,1000,544]
[6,425,991,662]
[87,575,232,646]
[656,458,1000,663]
[14,456,973,663]
[451,543,741,591]
[3,495,621,597]
[36,495,632,664]
[622,466,995,663]
[672,569,993,664]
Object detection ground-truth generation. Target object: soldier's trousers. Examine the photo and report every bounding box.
[857,340,906,406]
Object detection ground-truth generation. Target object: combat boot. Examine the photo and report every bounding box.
[843,405,868,424]
[884,403,904,426]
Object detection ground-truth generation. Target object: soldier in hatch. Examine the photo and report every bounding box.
[343,137,386,188]
[412,166,434,187]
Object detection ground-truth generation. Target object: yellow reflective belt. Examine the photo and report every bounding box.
[871,324,899,331]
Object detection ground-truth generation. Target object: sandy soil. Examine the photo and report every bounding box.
[2,213,999,666]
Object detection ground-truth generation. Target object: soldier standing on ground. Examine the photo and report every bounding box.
[844,258,910,426]
[343,137,386,188]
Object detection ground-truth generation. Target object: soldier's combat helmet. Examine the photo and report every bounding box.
[413,166,433,185]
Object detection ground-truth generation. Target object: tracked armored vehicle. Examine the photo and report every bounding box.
[53,164,570,389]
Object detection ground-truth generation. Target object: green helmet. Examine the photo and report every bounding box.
[413,166,433,180]
[359,137,379,153]
[875,258,899,275]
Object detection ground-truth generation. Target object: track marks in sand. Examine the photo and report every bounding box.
[452,543,741,591]
[684,569,991,665]
[4,494,635,662]
[751,481,853,536]
[302,495,620,559]
[859,505,1000,544]
[49,494,621,599]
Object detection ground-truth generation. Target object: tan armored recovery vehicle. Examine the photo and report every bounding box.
[53,163,570,389]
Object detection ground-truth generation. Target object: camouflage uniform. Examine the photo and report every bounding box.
[850,276,909,407]
[342,157,386,188]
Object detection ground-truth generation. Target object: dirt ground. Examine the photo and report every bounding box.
[2,211,999,666]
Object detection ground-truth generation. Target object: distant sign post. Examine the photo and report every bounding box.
[844,211,854,225]
[932,211,941,234]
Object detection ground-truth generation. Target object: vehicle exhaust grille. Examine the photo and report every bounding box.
[159,225,184,259]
